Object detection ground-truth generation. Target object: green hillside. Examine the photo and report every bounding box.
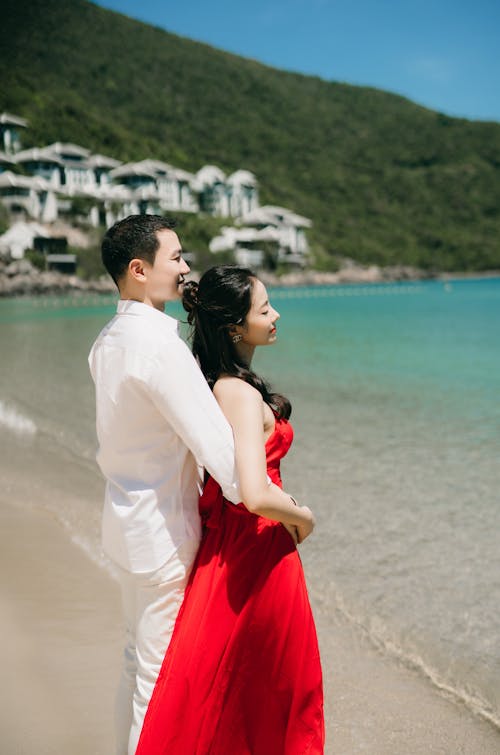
[1,0,499,271]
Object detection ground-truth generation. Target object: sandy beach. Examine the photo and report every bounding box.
[1,499,499,755]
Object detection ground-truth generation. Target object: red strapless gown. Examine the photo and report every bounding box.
[136,418,324,754]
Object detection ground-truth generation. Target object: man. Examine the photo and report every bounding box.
[88,215,240,754]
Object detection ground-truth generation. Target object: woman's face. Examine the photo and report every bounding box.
[238,278,280,347]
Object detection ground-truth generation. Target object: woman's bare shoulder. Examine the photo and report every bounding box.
[213,376,262,405]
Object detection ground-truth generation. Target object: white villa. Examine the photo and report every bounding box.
[0,172,59,223]
[0,112,311,268]
[109,159,199,215]
[210,205,312,267]
[0,221,50,260]
[196,166,259,217]
[0,113,28,154]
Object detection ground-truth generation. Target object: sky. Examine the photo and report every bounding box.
[93,0,500,123]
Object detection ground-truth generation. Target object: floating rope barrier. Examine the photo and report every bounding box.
[269,284,425,299]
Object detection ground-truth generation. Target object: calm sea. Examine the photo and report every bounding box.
[1,277,499,728]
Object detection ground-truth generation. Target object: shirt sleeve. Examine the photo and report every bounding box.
[145,336,241,504]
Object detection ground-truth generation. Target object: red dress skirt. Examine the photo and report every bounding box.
[136,418,324,754]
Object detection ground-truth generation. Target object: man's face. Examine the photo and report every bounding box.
[144,229,190,310]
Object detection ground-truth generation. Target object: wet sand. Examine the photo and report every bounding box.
[1,499,499,755]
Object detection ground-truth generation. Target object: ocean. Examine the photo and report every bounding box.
[1,277,499,729]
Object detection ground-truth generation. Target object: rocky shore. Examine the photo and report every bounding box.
[259,262,431,287]
[0,259,115,297]
[0,258,433,297]
[2,257,498,297]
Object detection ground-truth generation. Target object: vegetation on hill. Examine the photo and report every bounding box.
[1,0,500,271]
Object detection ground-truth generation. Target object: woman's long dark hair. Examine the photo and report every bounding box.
[182,265,291,419]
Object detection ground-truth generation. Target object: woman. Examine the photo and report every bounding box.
[136,266,324,754]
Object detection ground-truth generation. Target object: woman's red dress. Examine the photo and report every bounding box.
[136,418,324,754]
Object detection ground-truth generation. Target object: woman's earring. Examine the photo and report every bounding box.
[232,334,242,343]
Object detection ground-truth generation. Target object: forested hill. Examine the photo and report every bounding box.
[1,0,500,271]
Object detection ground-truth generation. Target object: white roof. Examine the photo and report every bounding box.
[88,154,122,169]
[171,167,196,183]
[0,113,28,128]
[231,226,280,243]
[239,204,312,228]
[227,170,257,186]
[209,225,280,252]
[46,142,91,159]
[110,161,159,180]
[196,165,226,184]
[14,146,64,165]
[138,159,177,174]
[0,170,52,190]
[110,159,196,185]
[83,183,133,200]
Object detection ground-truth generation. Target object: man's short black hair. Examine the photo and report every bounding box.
[101,214,177,285]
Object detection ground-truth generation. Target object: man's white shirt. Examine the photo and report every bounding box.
[88,299,240,573]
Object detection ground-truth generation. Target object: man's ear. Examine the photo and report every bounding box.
[128,258,147,281]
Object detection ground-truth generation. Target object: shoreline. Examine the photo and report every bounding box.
[1,258,500,297]
[1,497,499,754]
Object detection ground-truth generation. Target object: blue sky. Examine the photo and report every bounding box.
[94,0,500,122]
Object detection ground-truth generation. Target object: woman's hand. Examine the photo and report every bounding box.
[295,506,315,544]
[282,522,299,545]
[283,506,315,545]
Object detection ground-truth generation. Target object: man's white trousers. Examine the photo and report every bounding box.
[114,541,198,755]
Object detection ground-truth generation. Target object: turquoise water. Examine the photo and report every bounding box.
[1,278,499,727]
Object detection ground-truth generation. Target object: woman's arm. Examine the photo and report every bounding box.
[213,377,315,543]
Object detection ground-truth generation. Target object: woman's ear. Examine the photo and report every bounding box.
[229,324,243,343]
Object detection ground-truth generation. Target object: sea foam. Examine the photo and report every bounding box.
[0,400,37,436]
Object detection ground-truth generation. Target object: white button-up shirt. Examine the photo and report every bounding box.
[88,299,240,573]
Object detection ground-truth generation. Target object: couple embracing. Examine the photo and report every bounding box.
[89,214,324,754]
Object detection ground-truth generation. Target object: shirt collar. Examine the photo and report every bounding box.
[116,299,179,332]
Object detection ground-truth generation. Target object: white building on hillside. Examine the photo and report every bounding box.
[14,146,64,189]
[86,153,122,187]
[238,205,311,264]
[0,113,28,155]
[14,142,122,195]
[110,159,199,214]
[0,112,313,264]
[196,166,259,218]
[227,170,259,217]
[196,165,229,215]
[0,172,58,223]
[0,220,54,259]
[209,226,281,268]
[0,151,16,173]
[210,204,311,267]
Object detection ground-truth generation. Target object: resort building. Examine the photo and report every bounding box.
[238,205,311,262]
[0,113,28,155]
[0,112,311,268]
[0,151,16,173]
[110,160,199,214]
[14,142,121,194]
[0,172,58,223]
[196,166,259,217]
[210,205,312,267]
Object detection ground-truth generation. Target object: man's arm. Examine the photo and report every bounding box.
[146,338,241,503]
